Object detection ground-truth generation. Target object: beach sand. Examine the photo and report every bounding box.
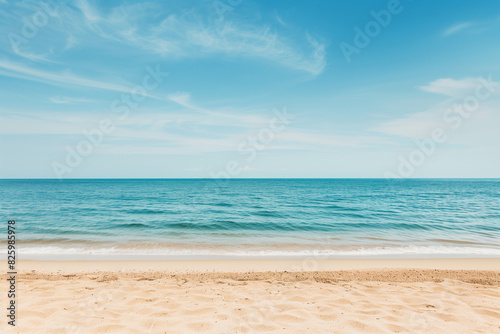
[2,259,500,333]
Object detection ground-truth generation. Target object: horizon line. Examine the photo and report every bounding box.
[1,177,499,180]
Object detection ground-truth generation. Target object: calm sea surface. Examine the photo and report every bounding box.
[1,179,500,260]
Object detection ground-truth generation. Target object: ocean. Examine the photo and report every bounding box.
[1,179,500,260]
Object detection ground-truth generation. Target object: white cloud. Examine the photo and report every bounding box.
[65,35,78,50]
[0,60,162,99]
[166,91,273,127]
[276,131,391,149]
[443,22,473,36]
[374,77,500,141]
[10,48,51,63]
[372,110,444,139]
[1,1,326,75]
[274,13,288,27]
[70,2,326,75]
[167,92,192,108]
[419,77,495,97]
[49,96,95,104]
[75,0,101,22]
[0,109,391,156]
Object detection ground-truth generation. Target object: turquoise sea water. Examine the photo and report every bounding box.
[1,179,500,260]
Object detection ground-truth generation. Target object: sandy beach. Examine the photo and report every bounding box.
[1,259,500,333]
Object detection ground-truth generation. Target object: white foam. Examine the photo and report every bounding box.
[12,245,500,259]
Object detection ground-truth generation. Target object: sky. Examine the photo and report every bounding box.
[0,0,499,178]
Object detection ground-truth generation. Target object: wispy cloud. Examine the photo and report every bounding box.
[0,109,388,155]
[70,2,327,75]
[9,46,52,63]
[0,60,162,99]
[276,130,391,149]
[1,1,326,75]
[374,77,500,140]
[64,35,78,50]
[49,96,96,104]
[167,92,194,109]
[443,22,474,36]
[442,19,499,37]
[372,109,445,139]
[419,77,498,97]
[419,77,486,97]
[166,91,275,127]
[75,0,101,22]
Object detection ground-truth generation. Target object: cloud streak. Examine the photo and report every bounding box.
[419,77,498,97]
[374,77,499,140]
[0,60,164,100]
[443,22,473,36]
[71,1,327,75]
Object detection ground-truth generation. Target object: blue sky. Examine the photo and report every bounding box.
[1,0,499,178]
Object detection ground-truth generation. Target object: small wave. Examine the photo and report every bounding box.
[322,204,359,211]
[212,202,233,207]
[252,210,283,218]
[334,212,370,219]
[125,209,166,214]
[113,223,150,229]
[13,238,107,245]
[332,222,431,231]
[165,221,246,231]
[472,224,500,232]
[27,228,113,236]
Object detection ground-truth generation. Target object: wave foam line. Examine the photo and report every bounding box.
[13,245,500,257]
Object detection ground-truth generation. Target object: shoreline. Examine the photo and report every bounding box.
[14,258,500,273]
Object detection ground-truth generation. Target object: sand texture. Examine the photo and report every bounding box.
[1,262,500,333]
